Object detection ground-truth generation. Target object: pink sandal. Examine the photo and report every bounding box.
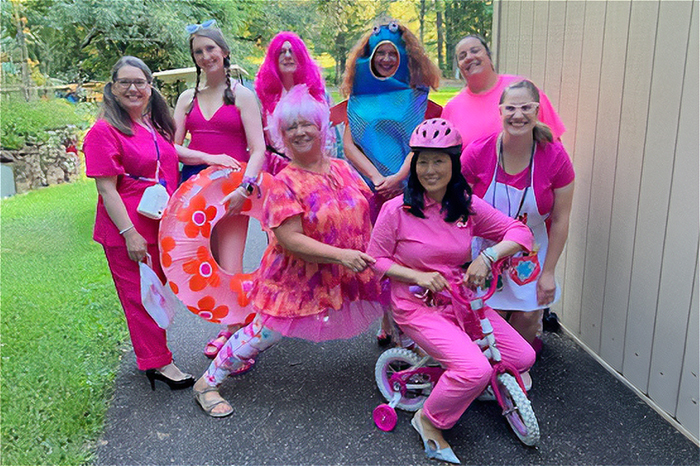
[203,330,233,359]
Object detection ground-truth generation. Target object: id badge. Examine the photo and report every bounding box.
[509,254,541,286]
[137,183,170,220]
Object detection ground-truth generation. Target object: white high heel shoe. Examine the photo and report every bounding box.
[411,410,460,464]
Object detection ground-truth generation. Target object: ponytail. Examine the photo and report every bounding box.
[533,121,553,144]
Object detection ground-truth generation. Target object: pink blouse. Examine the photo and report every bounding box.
[367,195,533,312]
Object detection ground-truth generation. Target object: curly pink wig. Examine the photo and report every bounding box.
[254,32,326,118]
[267,85,330,154]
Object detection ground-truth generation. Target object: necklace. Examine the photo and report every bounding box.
[495,133,535,219]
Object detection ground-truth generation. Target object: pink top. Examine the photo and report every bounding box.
[462,132,575,218]
[83,119,179,246]
[251,158,380,318]
[441,74,566,147]
[367,195,533,313]
[185,97,249,161]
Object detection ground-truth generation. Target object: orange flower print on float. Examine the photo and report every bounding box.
[160,236,176,267]
[182,246,221,292]
[188,295,228,323]
[177,194,217,239]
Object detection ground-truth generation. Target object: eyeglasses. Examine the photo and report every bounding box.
[186,19,216,34]
[499,102,539,115]
[113,79,150,90]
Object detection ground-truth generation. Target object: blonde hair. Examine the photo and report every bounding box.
[340,23,441,97]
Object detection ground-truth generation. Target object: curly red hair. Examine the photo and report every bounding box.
[340,23,441,97]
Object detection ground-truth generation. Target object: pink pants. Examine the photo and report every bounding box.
[103,244,172,370]
[394,304,536,430]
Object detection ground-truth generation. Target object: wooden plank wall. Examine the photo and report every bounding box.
[492,0,699,441]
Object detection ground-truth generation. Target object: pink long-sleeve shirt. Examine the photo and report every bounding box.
[367,194,533,313]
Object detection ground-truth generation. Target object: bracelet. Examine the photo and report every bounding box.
[479,251,493,267]
[119,225,135,235]
[481,246,498,264]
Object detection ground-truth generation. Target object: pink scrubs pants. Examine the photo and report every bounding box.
[103,244,173,370]
[394,304,536,430]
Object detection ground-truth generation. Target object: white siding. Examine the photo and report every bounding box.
[493,0,699,441]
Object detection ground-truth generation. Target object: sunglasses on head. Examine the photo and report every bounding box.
[186,19,216,34]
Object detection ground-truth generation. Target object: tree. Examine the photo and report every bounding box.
[443,0,492,77]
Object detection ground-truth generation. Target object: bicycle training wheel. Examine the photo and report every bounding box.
[497,373,540,446]
[374,347,427,412]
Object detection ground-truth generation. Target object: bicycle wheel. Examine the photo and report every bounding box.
[374,347,427,412]
[497,373,540,446]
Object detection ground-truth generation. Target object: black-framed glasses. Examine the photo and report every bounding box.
[186,19,216,34]
[113,79,150,90]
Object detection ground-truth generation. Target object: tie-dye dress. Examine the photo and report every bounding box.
[250,158,383,341]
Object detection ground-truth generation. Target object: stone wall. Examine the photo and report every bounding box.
[0,126,82,194]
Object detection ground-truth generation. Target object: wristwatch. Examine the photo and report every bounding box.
[239,181,255,196]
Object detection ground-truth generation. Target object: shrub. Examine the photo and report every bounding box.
[0,98,95,150]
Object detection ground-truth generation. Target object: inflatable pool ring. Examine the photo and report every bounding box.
[158,164,273,325]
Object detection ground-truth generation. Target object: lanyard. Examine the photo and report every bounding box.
[493,133,534,219]
[128,122,165,187]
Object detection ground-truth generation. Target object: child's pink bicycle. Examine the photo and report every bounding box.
[372,260,540,446]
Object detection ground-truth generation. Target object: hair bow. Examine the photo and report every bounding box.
[186,19,216,34]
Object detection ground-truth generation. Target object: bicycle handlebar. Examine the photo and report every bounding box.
[448,258,508,307]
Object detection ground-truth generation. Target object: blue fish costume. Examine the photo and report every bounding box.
[347,23,430,183]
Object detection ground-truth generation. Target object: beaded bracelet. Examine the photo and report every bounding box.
[238,175,261,198]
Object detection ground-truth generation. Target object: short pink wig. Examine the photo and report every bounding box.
[267,84,330,153]
[254,32,326,118]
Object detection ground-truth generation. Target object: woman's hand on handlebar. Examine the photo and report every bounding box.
[463,254,491,290]
[412,271,450,293]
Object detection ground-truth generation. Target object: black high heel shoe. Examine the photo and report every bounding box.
[145,369,195,391]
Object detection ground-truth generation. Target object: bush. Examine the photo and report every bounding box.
[0,98,94,150]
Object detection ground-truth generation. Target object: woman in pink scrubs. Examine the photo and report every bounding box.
[368,118,535,463]
[83,56,194,390]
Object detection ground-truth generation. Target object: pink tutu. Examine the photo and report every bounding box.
[259,299,383,342]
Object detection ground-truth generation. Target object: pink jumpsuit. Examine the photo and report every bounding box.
[367,195,537,429]
[84,119,180,370]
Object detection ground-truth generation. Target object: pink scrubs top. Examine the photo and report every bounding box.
[83,119,179,246]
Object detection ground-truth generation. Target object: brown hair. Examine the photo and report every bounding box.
[340,23,441,97]
[500,80,553,144]
[187,27,236,114]
[100,56,175,141]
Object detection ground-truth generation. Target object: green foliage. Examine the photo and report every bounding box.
[0,98,93,149]
[0,179,129,464]
[443,0,493,75]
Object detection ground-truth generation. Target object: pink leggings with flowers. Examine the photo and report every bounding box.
[203,315,282,386]
[394,305,536,430]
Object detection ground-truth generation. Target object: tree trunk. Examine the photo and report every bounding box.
[419,0,426,44]
[11,0,32,101]
[436,0,444,75]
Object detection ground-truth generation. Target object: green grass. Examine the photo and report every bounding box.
[1,179,128,465]
[328,83,461,109]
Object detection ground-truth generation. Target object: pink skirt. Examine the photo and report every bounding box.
[258,299,383,342]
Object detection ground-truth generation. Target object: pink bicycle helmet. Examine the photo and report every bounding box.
[409,118,463,153]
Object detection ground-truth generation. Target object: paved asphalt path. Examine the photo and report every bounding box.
[96,222,698,465]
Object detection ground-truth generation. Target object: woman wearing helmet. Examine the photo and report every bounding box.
[367,118,536,463]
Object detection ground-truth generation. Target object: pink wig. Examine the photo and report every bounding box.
[267,84,330,153]
[255,32,326,118]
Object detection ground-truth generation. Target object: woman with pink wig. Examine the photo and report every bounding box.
[255,31,337,171]
[192,85,383,417]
